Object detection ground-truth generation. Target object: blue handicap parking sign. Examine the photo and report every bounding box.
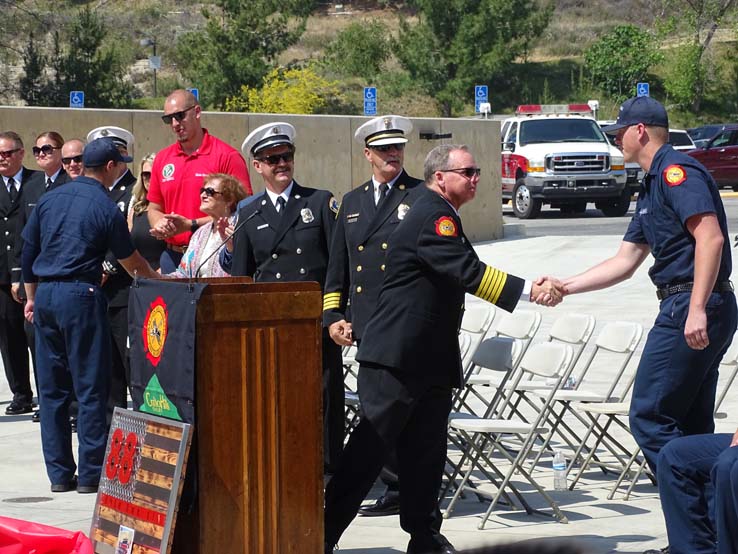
[364,87,377,116]
[474,85,489,113]
[69,91,84,109]
[637,82,649,97]
[187,87,199,102]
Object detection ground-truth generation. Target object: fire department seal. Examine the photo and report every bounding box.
[142,296,168,367]
[397,203,410,220]
[301,208,315,223]
[664,164,686,187]
[435,216,458,237]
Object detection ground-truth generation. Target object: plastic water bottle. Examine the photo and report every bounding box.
[552,449,567,491]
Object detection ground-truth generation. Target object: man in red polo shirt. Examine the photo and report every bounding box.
[148,89,252,272]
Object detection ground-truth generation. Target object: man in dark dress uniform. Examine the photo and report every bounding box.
[324,144,562,554]
[87,126,137,418]
[323,114,421,513]
[220,122,344,473]
[0,131,39,416]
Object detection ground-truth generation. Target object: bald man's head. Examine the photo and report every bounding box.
[162,89,203,148]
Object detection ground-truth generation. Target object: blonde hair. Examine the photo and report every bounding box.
[131,153,156,216]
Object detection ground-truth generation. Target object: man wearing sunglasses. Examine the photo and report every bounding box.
[147,89,252,273]
[220,122,344,475]
[60,139,85,180]
[86,127,138,423]
[0,131,39,417]
[322,114,422,514]
[324,144,562,554]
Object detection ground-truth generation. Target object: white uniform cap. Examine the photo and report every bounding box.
[86,126,134,150]
[242,122,296,158]
[354,115,412,147]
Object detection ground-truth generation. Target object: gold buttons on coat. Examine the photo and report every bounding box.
[272,253,278,259]
[381,264,385,271]
[356,286,363,293]
[381,243,388,250]
[356,265,362,272]
[358,245,364,252]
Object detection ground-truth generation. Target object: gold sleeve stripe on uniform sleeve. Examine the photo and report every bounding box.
[323,292,342,311]
[474,266,509,304]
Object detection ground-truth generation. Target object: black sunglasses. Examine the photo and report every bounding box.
[0,148,22,158]
[440,167,481,178]
[257,152,294,165]
[200,186,223,197]
[32,145,61,156]
[62,155,83,165]
[371,143,405,153]
[141,171,151,179]
[161,105,196,124]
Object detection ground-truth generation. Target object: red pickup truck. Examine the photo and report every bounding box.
[687,124,738,190]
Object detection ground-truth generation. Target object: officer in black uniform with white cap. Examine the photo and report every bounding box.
[86,126,137,419]
[323,114,422,515]
[221,122,344,473]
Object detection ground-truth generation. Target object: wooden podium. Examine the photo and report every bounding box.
[175,278,324,554]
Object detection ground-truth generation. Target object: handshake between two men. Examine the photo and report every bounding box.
[531,276,567,307]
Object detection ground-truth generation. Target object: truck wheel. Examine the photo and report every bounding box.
[512,180,542,219]
[598,189,631,217]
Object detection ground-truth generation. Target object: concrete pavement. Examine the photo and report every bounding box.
[2,232,737,553]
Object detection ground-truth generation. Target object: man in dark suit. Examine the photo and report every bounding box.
[324,145,562,554]
[86,127,137,418]
[10,131,70,421]
[221,122,344,473]
[0,131,39,415]
[323,114,421,509]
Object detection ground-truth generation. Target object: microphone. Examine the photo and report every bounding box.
[189,209,261,281]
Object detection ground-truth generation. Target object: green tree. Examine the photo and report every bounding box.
[225,64,344,114]
[651,0,737,111]
[584,24,662,102]
[662,43,705,109]
[175,0,317,109]
[324,21,391,80]
[394,0,553,116]
[19,32,47,106]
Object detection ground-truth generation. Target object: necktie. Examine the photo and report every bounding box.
[276,196,286,215]
[46,177,52,190]
[376,182,389,209]
[7,178,17,202]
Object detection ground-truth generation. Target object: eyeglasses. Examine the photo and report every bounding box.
[256,152,294,165]
[62,155,83,165]
[141,171,151,180]
[161,105,196,124]
[371,143,405,153]
[32,145,61,157]
[440,167,481,178]
[200,186,223,197]
[0,148,21,158]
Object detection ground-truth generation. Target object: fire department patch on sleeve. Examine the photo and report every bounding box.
[664,165,687,187]
[435,216,458,237]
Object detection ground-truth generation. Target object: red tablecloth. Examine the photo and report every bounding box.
[0,516,93,554]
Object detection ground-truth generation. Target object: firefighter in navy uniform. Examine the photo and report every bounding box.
[87,126,138,420]
[323,114,422,515]
[221,122,344,473]
[324,145,562,554]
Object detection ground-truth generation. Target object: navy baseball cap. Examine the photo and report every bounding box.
[601,96,669,134]
[82,137,133,168]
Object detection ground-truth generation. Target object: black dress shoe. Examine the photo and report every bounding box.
[358,494,400,516]
[5,400,34,415]
[32,409,40,423]
[644,547,669,554]
[51,475,78,493]
[77,483,99,494]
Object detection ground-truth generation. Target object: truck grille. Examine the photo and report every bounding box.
[546,153,609,173]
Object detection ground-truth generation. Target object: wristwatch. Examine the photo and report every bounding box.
[190,219,199,233]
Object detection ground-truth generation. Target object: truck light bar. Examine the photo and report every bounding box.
[515,104,593,116]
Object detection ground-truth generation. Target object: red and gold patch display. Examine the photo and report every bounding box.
[435,216,458,237]
[664,165,687,187]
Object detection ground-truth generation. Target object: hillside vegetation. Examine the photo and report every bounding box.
[1,0,736,125]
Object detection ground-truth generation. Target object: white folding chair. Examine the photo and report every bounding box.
[444,342,574,528]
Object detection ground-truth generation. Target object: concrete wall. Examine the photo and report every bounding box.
[0,107,502,241]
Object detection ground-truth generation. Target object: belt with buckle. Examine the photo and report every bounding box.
[656,280,734,301]
[166,244,188,254]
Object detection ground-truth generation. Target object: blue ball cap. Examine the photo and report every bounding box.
[601,96,669,134]
[82,137,134,168]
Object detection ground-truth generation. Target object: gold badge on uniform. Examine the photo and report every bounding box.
[329,196,340,214]
[301,208,315,223]
[664,164,687,187]
[397,203,410,220]
[435,216,458,237]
